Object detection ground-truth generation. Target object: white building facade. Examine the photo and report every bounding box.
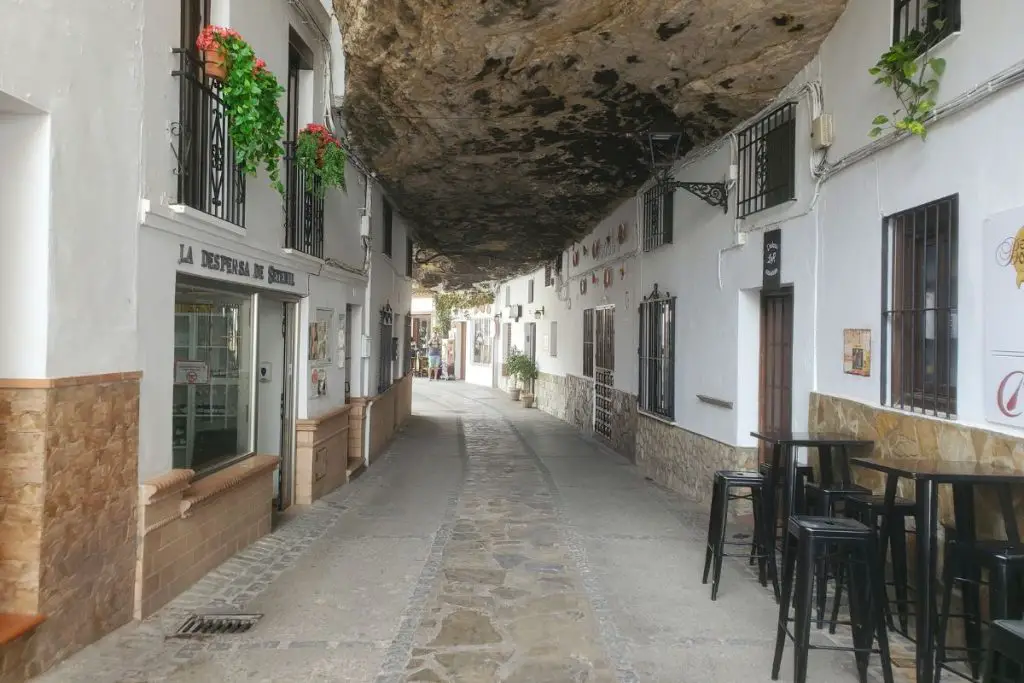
[490,0,1024,503]
[0,0,412,676]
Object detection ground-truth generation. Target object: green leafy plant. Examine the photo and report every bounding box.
[433,290,495,337]
[197,26,286,192]
[296,123,347,196]
[868,19,949,140]
[505,349,538,390]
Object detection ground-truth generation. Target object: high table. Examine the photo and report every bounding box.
[850,457,1024,683]
[750,431,875,598]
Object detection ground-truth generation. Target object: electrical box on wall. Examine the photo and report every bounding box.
[359,214,370,238]
[811,114,835,150]
[360,334,371,358]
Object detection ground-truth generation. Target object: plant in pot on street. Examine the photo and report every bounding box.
[506,351,539,407]
[296,123,347,196]
[196,26,286,193]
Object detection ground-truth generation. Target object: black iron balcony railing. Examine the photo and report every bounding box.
[284,141,325,259]
[171,49,247,227]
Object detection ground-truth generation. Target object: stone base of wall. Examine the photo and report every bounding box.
[535,373,636,461]
[604,389,638,462]
[368,374,413,462]
[636,413,757,504]
[810,392,1024,537]
[135,455,279,619]
[0,372,140,683]
[295,404,351,505]
[535,372,567,421]
[565,374,594,435]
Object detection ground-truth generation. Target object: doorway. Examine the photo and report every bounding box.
[594,306,615,439]
[256,298,299,510]
[758,288,794,462]
[524,322,537,393]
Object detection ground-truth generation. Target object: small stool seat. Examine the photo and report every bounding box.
[982,619,1024,682]
[772,515,894,683]
[703,470,773,600]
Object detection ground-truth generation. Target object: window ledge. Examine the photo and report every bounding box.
[282,248,324,269]
[180,454,280,518]
[168,204,247,238]
[638,409,678,428]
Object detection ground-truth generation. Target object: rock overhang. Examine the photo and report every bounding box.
[335,0,848,287]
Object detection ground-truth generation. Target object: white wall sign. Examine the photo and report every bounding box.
[983,207,1024,429]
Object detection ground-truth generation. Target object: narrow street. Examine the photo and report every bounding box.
[38,382,870,682]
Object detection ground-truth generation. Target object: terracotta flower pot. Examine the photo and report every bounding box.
[509,387,522,401]
[523,394,535,409]
[203,46,228,81]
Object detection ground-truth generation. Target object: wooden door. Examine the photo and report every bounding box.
[759,289,794,463]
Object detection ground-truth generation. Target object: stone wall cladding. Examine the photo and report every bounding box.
[604,389,637,462]
[535,372,567,421]
[811,392,1024,538]
[0,373,140,683]
[135,455,278,619]
[635,413,756,504]
[565,374,594,436]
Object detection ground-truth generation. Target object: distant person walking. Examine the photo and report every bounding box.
[427,335,442,380]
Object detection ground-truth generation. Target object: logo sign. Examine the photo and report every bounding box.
[763,228,782,291]
[997,371,1024,418]
[995,225,1024,289]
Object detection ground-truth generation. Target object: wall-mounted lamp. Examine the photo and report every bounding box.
[533,306,545,319]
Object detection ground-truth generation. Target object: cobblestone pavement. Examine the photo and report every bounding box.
[35,381,898,682]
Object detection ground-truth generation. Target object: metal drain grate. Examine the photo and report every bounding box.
[172,613,263,638]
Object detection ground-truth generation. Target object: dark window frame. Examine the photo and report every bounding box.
[881,194,959,418]
[527,279,535,304]
[736,102,797,219]
[638,285,676,420]
[377,304,395,393]
[382,200,394,258]
[402,313,412,376]
[582,308,595,378]
[893,0,961,46]
[406,237,414,277]
[641,185,674,252]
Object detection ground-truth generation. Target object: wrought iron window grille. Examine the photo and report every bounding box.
[283,141,325,259]
[582,308,595,379]
[171,48,247,227]
[638,284,676,420]
[881,195,959,418]
[736,102,797,219]
[378,303,395,393]
[644,132,729,215]
[893,0,961,46]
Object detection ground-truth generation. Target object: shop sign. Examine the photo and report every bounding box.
[762,228,782,291]
[177,243,295,287]
[983,207,1024,429]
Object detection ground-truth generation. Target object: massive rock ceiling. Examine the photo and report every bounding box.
[336,0,848,287]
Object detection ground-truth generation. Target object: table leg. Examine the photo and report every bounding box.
[915,478,939,683]
[780,445,798,586]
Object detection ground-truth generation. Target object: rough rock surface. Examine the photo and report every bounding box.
[336,0,847,285]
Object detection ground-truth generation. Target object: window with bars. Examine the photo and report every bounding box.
[503,322,512,361]
[641,185,674,252]
[382,200,394,258]
[550,321,558,357]
[638,285,676,420]
[893,0,960,46]
[544,264,553,287]
[736,102,797,219]
[528,279,535,303]
[582,308,595,378]
[882,195,958,418]
[377,304,395,393]
[504,285,511,307]
[405,238,414,276]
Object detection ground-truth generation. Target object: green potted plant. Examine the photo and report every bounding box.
[506,350,539,407]
[196,26,286,193]
[296,123,347,195]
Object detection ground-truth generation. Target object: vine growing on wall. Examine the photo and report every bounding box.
[868,18,949,140]
[433,290,494,336]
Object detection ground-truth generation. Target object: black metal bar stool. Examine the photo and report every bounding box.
[832,492,917,634]
[772,516,894,683]
[936,536,1024,682]
[703,470,772,600]
[982,619,1024,683]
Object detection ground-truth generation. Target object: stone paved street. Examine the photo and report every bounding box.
[35,381,894,682]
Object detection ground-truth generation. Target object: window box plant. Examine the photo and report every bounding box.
[196,26,286,193]
[296,123,347,195]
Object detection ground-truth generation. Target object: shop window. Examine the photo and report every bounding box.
[883,194,958,417]
[473,319,493,364]
[736,102,796,219]
[638,284,676,420]
[173,285,253,472]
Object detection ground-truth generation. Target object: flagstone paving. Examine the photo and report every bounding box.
[33,381,896,683]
